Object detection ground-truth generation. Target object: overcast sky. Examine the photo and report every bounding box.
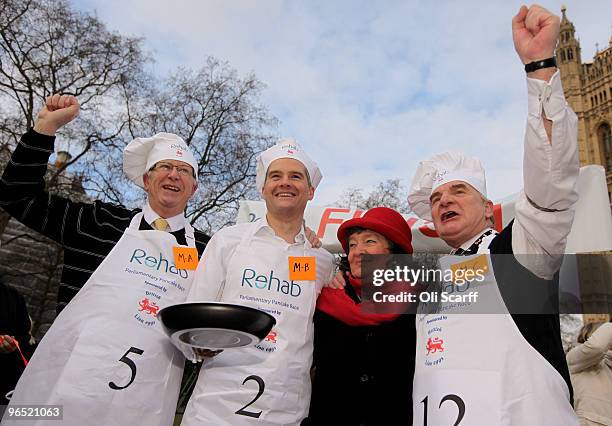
[75,0,612,207]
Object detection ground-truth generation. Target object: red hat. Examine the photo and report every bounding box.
[337,207,413,254]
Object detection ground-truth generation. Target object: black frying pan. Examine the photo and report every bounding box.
[159,302,276,350]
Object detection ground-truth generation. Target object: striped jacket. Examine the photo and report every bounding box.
[0,130,209,313]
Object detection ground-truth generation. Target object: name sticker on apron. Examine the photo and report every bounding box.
[173,246,199,270]
[288,256,316,281]
[450,254,488,284]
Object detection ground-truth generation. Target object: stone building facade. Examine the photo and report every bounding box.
[556,7,612,324]
[557,6,612,203]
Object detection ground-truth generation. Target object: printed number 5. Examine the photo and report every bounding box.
[421,394,466,426]
[108,347,144,390]
[235,375,265,418]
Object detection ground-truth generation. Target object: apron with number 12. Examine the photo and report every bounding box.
[413,252,578,426]
[182,230,328,425]
[4,213,196,426]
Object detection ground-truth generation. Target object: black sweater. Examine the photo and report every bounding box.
[308,305,416,425]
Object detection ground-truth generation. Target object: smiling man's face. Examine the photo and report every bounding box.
[430,181,493,248]
[261,158,314,217]
[143,160,197,218]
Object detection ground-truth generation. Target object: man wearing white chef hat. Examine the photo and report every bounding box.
[0,94,208,426]
[407,5,580,425]
[181,139,334,425]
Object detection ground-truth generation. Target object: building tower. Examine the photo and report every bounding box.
[557,6,612,204]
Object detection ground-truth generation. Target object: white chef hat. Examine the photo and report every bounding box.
[407,151,487,220]
[123,133,198,188]
[255,139,322,193]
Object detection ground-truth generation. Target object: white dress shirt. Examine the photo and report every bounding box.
[142,201,186,231]
[188,216,335,302]
[511,70,579,279]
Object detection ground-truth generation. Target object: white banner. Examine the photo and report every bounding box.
[237,166,612,254]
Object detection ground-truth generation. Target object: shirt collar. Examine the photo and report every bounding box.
[142,201,185,232]
[252,215,307,244]
[453,227,495,253]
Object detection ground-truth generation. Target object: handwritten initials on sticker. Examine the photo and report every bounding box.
[173,246,199,270]
[288,256,316,281]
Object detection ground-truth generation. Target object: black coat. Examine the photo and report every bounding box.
[0,282,34,404]
[307,302,416,425]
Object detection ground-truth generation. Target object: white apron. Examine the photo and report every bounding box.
[413,245,579,425]
[182,230,327,426]
[2,213,196,426]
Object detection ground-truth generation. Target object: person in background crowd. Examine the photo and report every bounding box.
[0,94,206,425]
[307,207,418,425]
[181,140,334,425]
[567,321,612,426]
[407,4,580,424]
[0,277,35,407]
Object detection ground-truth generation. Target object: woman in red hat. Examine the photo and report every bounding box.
[306,207,417,425]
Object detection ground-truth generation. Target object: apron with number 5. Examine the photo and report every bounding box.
[3,213,196,426]
[413,252,578,426]
[182,229,329,426]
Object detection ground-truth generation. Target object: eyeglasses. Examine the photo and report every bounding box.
[151,162,194,178]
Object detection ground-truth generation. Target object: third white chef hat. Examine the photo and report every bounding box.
[123,133,198,188]
[407,151,487,221]
[255,139,322,193]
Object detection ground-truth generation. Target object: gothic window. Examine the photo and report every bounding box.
[561,50,566,62]
[598,123,612,172]
[567,48,574,60]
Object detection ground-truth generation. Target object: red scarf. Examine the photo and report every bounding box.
[316,273,403,326]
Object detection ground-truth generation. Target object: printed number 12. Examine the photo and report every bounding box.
[421,394,466,426]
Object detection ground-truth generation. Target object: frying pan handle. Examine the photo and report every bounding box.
[173,339,203,364]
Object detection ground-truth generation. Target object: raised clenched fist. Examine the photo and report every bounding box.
[512,4,560,65]
[34,94,80,136]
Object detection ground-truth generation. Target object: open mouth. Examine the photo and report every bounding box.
[162,184,181,192]
[440,211,459,222]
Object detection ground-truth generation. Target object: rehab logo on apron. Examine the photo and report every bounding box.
[127,246,190,328]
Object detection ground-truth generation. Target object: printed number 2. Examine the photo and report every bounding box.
[108,347,144,390]
[235,375,265,418]
[421,394,466,426]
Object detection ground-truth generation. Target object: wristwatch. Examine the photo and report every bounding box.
[524,57,557,73]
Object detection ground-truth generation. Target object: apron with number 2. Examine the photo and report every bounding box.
[182,229,327,426]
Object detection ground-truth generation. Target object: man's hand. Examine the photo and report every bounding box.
[512,5,560,66]
[325,271,346,289]
[304,225,322,248]
[34,94,80,136]
[0,335,18,354]
[194,348,223,359]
